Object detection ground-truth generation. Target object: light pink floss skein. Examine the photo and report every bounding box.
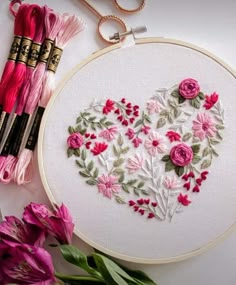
[0,4,42,184]
[14,14,84,185]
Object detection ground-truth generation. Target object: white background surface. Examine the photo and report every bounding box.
[1,0,236,284]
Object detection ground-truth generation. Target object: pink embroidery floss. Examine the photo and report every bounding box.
[14,14,84,185]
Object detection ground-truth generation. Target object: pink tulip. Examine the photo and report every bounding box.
[0,244,56,285]
[23,203,74,245]
[0,216,46,247]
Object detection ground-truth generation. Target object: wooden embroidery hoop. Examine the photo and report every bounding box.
[38,37,236,264]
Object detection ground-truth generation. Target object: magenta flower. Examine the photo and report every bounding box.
[132,137,142,148]
[179,78,200,99]
[125,128,135,140]
[67,132,84,149]
[144,131,167,156]
[178,193,191,206]
[99,126,118,141]
[97,174,121,199]
[146,99,161,114]
[0,216,45,247]
[0,244,56,285]
[23,203,74,245]
[170,143,193,167]
[192,113,217,141]
[166,131,181,142]
[203,92,219,110]
[126,154,144,174]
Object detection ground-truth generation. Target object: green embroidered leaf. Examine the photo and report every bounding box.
[87,161,94,171]
[80,128,87,135]
[122,184,130,193]
[171,89,180,98]
[76,117,82,124]
[192,136,200,143]
[160,110,169,117]
[82,112,91,117]
[113,145,120,157]
[127,179,138,186]
[67,148,74,158]
[81,149,87,161]
[175,166,184,177]
[198,91,205,100]
[75,125,82,132]
[113,168,124,175]
[216,131,223,140]
[73,148,80,157]
[201,159,212,169]
[118,173,125,183]
[211,147,219,157]
[141,189,149,195]
[190,97,201,109]
[88,116,96,122]
[117,134,124,146]
[156,118,166,128]
[121,147,129,154]
[167,113,174,124]
[93,168,99,178]
[83,120,89,127]
[79,171,91,178]
[114,196,126,204]
[178,96,186,104]
[168,99,177,108]
[134,119,142,128]
[161,155,170,162]
[210,138,220,145]
[144,114,152,124]
[191,144,200,154]
[216,124,224,130]
[192,155,201,164]
[68,126,75,134]
[105,121,113,127]
[182,132,192,142]
[165,160,175,172]
[86,179,97,186]
[91,123,96,131]
[76,160,84,168]
[133,188,139,196]
[113,158,125,167]
[202,147,211,157]
[174,108,182,118]
[137,181,145,188]
[100,117,106,124]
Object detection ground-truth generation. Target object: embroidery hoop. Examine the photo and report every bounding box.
[38,37,236,264]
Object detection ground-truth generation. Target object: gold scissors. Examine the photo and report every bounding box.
[80,0,146,44]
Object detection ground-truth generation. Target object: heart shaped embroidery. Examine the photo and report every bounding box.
[66,78,224,221]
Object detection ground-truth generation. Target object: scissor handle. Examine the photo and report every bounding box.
[98,15,127,44]
[113,0,145,14]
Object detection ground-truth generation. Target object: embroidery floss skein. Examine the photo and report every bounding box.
[13,14,84,185]
[0,4,41,142]
[0,8,64,184]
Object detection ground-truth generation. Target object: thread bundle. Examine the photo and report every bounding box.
[0,1,84,184]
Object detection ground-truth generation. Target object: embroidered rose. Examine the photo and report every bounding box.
[144,131,167,156]
[97,174,121,198]
[192,113,217,141]
[203,92,219,110]
[179,78,200,99]
[170,143,193,166]
[126,154,144,174]
[67,132,84,149]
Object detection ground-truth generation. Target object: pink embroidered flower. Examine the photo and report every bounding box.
[132,137,142,148]
[0,244,56,285]
[97,174,121,198]
[203,92,219,110]
[91,142,108,155]
[125,128,135,140]
[144,131,167,156]
[146,99,161,114]
[99,126,118,141]
[166,131,181,142]
[170,143,193,166]
[178,193,191,206]
[103,99,115,114]
[126,154,144,174]
[179,78,200,99]
[67,132,83,149]
[192,113,217,141]
[163,176,181,190]
[141,125,151,135]
[0,216,45,247]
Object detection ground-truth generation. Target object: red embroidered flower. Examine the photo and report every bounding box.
[166,131,181,142]
[203,92,219,110]
[91,142,108,155]
[103,99,115,114]
[148,213,155,219]
[141,126,151,135]
[178,193,191,206]
[132,137,142,148]
[125,128,135,140]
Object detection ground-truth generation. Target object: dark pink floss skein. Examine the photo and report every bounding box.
[13,13,84,185]
[0,4,41,183]
[0,3,27,115]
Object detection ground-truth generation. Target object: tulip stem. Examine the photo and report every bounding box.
[55,272,105,283]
